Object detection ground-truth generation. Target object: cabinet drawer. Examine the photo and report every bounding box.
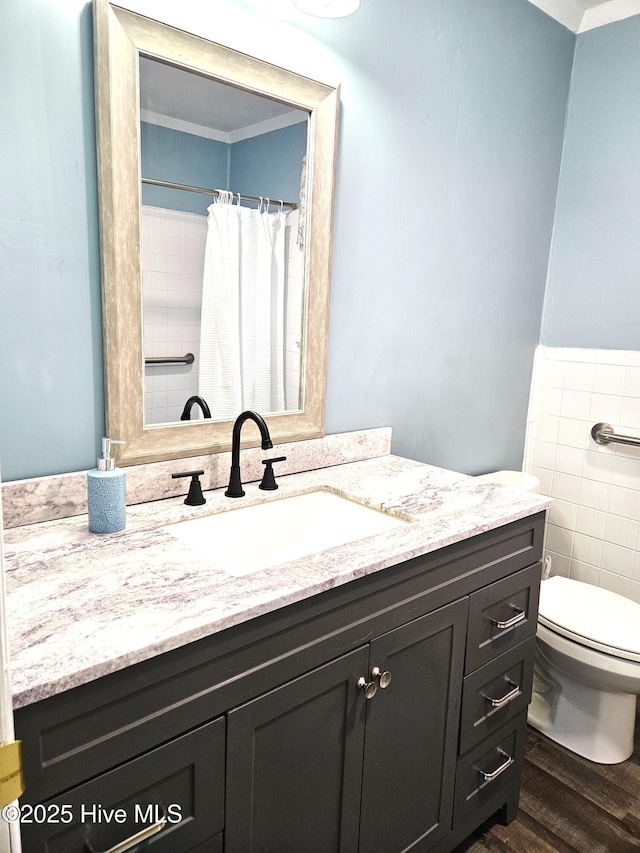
[465,563,541,673]
[20,717,225,853]
[453,712,526,828]
[459,637,535,755]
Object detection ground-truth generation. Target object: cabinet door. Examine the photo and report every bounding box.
[359,598,468,853]
[225,646,369,853]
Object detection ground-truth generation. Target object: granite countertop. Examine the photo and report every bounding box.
[4,454,550,709]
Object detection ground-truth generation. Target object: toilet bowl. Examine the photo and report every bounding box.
[528,576,640,764]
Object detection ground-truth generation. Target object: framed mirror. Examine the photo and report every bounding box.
[93,0,340,465]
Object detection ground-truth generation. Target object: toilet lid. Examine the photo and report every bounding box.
[538,576,640,662]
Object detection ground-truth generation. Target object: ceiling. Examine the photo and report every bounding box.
[527,0,640,32]
[139,57,307,140]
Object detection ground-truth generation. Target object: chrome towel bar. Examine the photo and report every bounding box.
[591,422,640,448]
[145,353,194,366]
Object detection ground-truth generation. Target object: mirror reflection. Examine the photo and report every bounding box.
[94,0,339,466]
[139,57,309,426]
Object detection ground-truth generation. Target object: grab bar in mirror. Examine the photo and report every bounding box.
[145,353,194,366]
[591,422,640,448]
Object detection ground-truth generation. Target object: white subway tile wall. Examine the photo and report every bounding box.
[141,206,303,425]
[524,347,640,603]
[141,207,206,425]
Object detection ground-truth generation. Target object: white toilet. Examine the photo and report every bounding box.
[528,576,640,764]
[477,469,640,764]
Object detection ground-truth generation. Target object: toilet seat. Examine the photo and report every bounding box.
[538,576,640,663]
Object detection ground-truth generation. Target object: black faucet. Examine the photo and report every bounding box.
[180,395,211,420]
[225,411,273,498]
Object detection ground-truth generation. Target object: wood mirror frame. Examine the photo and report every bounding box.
[93,0,339,465]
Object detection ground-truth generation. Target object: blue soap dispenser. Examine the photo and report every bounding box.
[87,438,126,533]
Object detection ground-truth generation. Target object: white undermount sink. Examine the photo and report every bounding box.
[163,489,410,577]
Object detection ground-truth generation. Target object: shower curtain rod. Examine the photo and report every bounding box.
[141,177,298,210]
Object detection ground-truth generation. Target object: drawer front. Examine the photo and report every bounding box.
[20,717,225,853]
[465,562,541,674]
[459,637,535,755]
[453,712,526,828]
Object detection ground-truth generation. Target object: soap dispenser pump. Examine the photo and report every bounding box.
[87,438,126,533]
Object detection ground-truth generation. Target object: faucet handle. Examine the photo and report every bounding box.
[259,456,287,491]
[172,470,206,506]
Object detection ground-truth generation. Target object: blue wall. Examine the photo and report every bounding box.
[0,0,573,481]
[323,0,572,474]
[230,122,307,206]
[1,0,102,480]
[141,123,230,213]
[541,17,640,349]
[141,121,307,214]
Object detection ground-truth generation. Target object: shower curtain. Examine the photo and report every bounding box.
[199,193,287,419]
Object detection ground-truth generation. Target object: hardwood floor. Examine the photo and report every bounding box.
[454,705,640,852]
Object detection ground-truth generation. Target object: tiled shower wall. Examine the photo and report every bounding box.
[141,206,304,424]
[142,207,205,424]
[524,347,640,603]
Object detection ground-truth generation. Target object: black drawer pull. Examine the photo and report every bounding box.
[86,814,167,853]
[483,679,521,709]
[476,748,514,783]
[490,606,525,630]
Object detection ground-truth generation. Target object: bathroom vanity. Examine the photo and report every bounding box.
[5,453,548,853]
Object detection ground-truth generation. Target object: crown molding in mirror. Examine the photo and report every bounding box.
[93,0,339,465]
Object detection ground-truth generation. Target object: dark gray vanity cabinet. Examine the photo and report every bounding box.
[14,512,545,853]
[226,599,468,853]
